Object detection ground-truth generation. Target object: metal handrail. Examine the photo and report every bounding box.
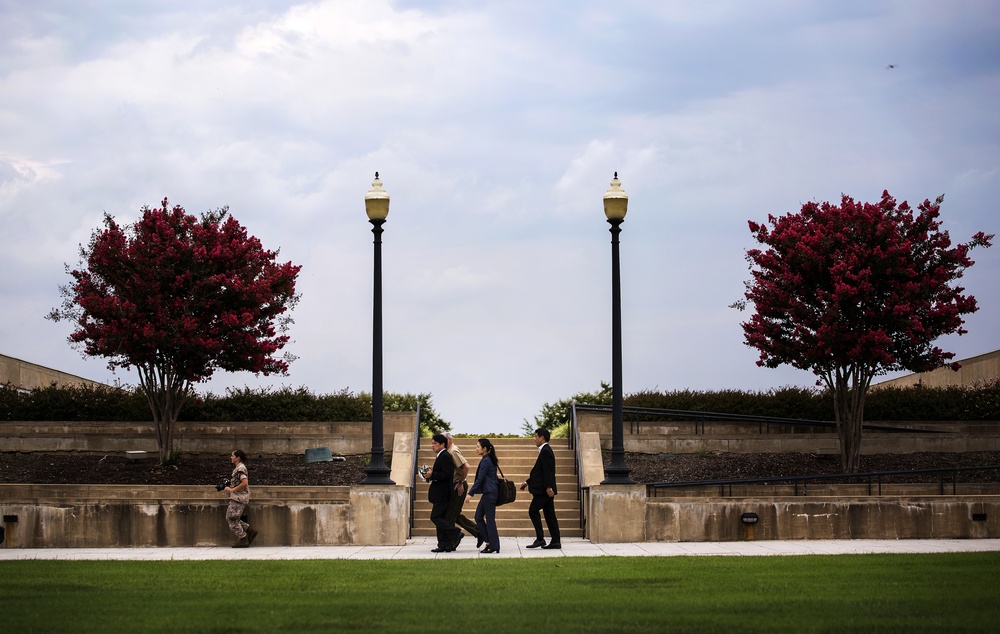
[571,403,585,532]
[572,404,950,435]
[647,464,1000,497]
[408,403,421,538]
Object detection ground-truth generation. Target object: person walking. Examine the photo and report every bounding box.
[466,438,500,553]
[444,432,480,548]
[422,434,462,553]
[223,449,257,548]
[520,428,560,549]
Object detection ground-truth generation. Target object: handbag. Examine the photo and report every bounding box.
[496,465,517,506]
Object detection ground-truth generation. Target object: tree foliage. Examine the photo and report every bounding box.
[735,191,992,471]
[48,199,301,462]
[358,391,451,435]
[523,382,613,434]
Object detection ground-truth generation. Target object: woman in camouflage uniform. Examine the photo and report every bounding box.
[224,449,257,548]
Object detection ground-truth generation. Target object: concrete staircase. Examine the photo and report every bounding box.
[411,437,583,538]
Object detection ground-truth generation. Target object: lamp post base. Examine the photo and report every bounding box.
[361,466,395,485]
[600,469,636,485]
[360,450,394,485]
[601,449,635,485]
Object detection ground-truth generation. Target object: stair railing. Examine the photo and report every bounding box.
[408,403,421,538]
[571,402,586,533]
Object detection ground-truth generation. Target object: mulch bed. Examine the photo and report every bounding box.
[0,453,370,487]
[625,451,1000,484]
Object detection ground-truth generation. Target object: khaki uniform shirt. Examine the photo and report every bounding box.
[229,462,250,504]
[447,444,469,484]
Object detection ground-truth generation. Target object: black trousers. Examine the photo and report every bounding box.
[528,492,560,543]
[447,481,480,538]
[431,497,461,549]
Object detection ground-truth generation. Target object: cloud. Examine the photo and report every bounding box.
[2,0,998,434]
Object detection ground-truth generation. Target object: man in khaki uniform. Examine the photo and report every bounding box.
[444,432,482,548]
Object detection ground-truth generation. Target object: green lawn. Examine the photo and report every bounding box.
[3,554,998,632]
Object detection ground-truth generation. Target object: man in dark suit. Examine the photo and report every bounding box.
[423,433,462,553]
[520,427,561,549]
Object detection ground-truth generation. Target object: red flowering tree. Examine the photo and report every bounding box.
[736,191,992,472]
[49,199,301,463]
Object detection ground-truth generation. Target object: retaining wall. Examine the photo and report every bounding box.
[0,353,108,391]
[645,496,1000,541]
[575,411,1000,453]
[0,413,416,456]
[578,431,1000,543]
[0,484,408,547]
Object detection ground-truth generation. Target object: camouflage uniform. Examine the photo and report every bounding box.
[226,462,250,539]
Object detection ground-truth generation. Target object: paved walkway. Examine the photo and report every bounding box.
[3,538,1000,560]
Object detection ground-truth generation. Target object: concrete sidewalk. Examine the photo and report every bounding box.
[3,537,1000,560]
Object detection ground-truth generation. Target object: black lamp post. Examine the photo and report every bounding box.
[601,172,634,485]
[361,172,394,485]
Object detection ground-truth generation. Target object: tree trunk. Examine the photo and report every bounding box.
[136,362,190,465]
[827,366,872,473]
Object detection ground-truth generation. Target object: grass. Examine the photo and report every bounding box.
[3,554,999,632]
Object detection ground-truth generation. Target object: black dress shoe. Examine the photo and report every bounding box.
[431,547,447,553]
[526,539,546,549]
[476,536,484,548]
[480,548,499,554]
[541,542,562,550]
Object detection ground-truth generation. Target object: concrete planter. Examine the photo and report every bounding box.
[0,484,408,548]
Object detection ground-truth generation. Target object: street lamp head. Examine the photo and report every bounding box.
[365,171,390,221]
[603,171,628,221]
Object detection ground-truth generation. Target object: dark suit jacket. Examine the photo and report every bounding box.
[469,457,498,497]
[526,443,557,496]
[427,448,456,505]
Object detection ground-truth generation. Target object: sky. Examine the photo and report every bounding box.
[1,1,998,435]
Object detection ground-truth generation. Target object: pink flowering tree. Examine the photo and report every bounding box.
[735,191,991,472]
[49,199,301,463]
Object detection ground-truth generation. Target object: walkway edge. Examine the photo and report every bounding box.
[3,538,1000,560]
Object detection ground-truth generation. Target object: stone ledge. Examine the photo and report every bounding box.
[645,496,1000,541]
[0,484,405,548]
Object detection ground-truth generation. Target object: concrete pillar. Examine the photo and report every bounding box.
[349,485,408,545]
[578,432,605,487]
[389,432,415,487]
[588,484,647,543]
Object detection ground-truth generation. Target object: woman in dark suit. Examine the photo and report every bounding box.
[466,438,500,554]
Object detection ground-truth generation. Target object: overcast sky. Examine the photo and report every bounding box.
[2,1,998,435]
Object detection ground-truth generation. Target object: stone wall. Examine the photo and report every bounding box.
[0,412,417,456]
[645,496,1000,541]
[873,348,1000,389]
[578,432,1000,543]
[0,484,408,547]
[574,410,1000,454]
[0,431,419,548]
[0,353,108,390]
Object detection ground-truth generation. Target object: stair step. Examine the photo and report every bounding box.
[411,528,585,537]
[412,437,581,534]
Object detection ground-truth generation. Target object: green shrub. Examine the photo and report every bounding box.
[529,380,1000,428]
[1,383,441,425]
[358,391,451,435]
[625,386,833,420]
[180,386,369,422]
[522,382,612,434]
[0,382,147,421]
[865,378,1000,421]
